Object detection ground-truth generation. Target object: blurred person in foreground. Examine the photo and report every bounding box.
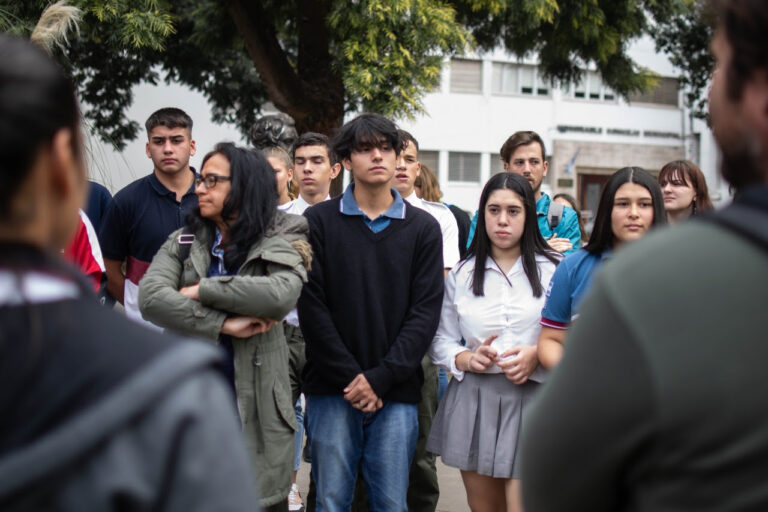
[521,0,768,510]
[0,34,257,511]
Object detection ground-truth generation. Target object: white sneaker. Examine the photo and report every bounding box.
[288,483,304,512]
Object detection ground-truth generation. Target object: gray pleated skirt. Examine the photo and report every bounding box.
[426,372,539,479]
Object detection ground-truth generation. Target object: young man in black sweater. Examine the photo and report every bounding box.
[298,113,444,511]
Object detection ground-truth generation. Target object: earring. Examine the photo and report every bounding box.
[691,199,697,216]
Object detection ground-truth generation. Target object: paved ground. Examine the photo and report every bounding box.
[296,457,470,512]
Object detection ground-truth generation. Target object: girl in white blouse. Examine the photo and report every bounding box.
[427,172,560,512]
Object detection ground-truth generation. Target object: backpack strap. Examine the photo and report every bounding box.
[706,203,768,253]
[177,226,196,263]
[547,200,564,231]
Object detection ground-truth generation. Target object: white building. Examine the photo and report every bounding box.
[92,37,726,223]
[399,36,727,219]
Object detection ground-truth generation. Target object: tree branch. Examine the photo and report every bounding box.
[223,0,307,118]
[223,0,344,134]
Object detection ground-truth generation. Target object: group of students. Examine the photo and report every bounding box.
[16,47,718,512]
[128,108,714,512]
[428,143,715,510]
[5,0,767,509]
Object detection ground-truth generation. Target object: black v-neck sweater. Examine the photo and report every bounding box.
[298,196,444,403]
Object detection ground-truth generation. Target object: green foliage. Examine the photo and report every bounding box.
[61,1,174,148]
[453,0,687,97]
[76,0,174,50]
[0,0,712,150]
[0,2,58,35]
[159,0,266,140]
[653,1,713,119]
[330,0,472,118]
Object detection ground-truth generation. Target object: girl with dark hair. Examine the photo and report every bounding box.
[658,159,714,225]
[427,172,560,512]
[538,167,665,369]
[140,142,311,511]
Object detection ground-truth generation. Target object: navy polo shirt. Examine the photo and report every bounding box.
[99,170,198,282]
[86,181,113,235]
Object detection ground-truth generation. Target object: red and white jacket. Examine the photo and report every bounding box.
[64,210,105,292]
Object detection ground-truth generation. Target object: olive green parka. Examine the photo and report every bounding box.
[139,210,310,508]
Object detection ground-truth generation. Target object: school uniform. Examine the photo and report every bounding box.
[99,170,197,329]
[298,184,444,511]
[540,248,611,329]
[428,254,557,478]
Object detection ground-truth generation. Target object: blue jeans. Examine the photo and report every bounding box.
[293,397,304,471]
[438,367,448,403]
[306,395,418,512]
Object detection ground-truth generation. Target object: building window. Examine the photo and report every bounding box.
[448,152,481,182]
[419,150,439,175]
[491,154,505,175]
[629,77,679,107]
[567,71,616,102]
[450,59,482,94]
[492,63,550,96]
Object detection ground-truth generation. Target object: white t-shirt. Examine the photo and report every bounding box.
[403,192,460,269]
[429,254,557,383]
[280,194,330,216]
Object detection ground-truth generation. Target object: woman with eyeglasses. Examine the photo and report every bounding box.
[140,142,311,512]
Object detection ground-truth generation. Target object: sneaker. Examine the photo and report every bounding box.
[288,483,304,512]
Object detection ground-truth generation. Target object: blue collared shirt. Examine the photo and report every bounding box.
[339,183,406,233]
[540,248,612,328]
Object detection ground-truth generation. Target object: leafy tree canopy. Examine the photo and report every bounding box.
[654,0,713,120]
[1,0,708,150]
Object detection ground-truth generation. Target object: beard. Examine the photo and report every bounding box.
[719,131,765,193]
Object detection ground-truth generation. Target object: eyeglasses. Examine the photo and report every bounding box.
[195,174,232,189]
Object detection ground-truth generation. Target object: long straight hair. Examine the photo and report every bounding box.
[188,142,277,271]
[586,167,666,255]
[466,173,559,297]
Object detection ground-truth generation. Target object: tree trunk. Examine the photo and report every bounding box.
[224,0,345,196]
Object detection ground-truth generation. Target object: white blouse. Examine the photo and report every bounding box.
[429,254,558,382]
